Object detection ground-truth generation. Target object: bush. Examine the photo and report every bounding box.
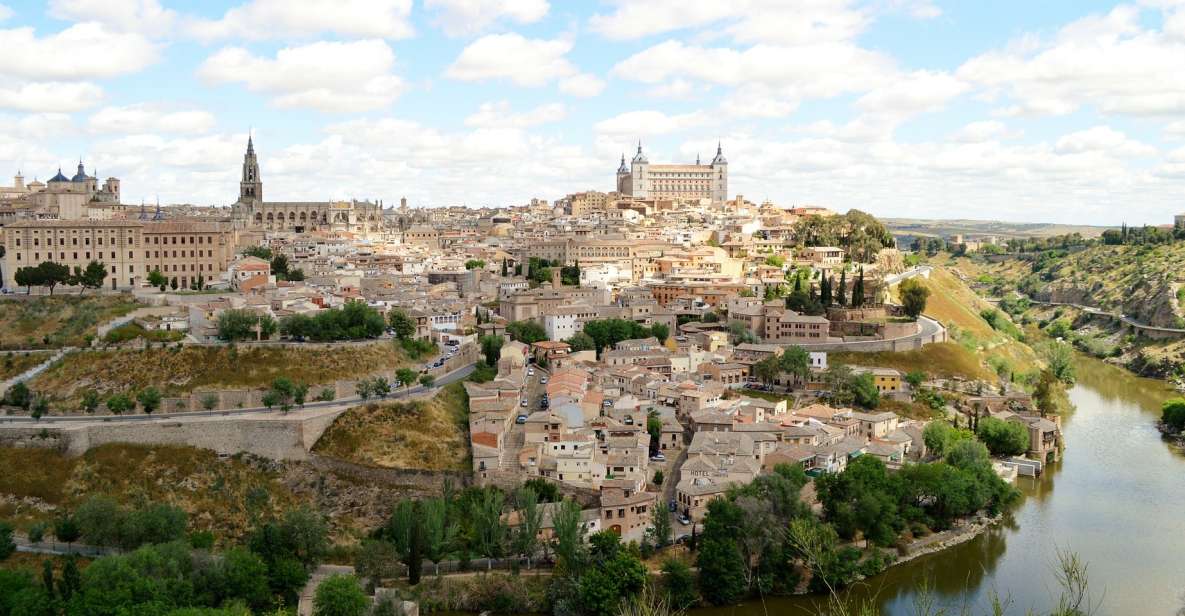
[976,416,1031,456]
[1163,398,1185,432]
[313,574,369,616]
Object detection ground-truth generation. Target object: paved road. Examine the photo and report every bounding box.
[882,265,933,287]
[0,362,477,425]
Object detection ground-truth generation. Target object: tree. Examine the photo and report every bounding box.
[201,393,218,410]
[81,390,101,413]
[552,497,584,571]
[418,374,435,389]
[106,393,133,414]
[53,516,81,545]
[469,489,508,566]
[27,521,45,544]
[922,421,971,458]
[661,557,698,609]
[58,555,81,602]
[36,261,70,295]
[821,275,833,306]
[147,268,167,289]
[944,438,991,471]
[313,573,369,616]
[566,331,596,352]
[369,376,391,399]
[697,534,748,606]
[1033,368,1060,417]
[170,276,178,290]
[1043,340,1076,383]
[850,372,881,409]
[900,278,931,320]
[136,387,162,414]
[266,378,298,413]
[356,379,374,401]
[218,309,273,342]
[578,532,647,616]
[753,355,781,387]
[651,322,670,343]
[837,269,848,306]
[905,370,926,388]
[355,539,399,591]
[3,382,32,410]
[286,268,305,281]
[243,245,273,260]
[852,266,865,307]
[14,265,41,294]
[514,487,543,567]
[270,254,290,278]
[420,497,456,576]
[778,345,810,384]
[480,334,505,367]
[388,309,415,340]
[506,320,547,344]
[649,501,671,549]
[395,368,417,394]
[1162,398,1185,432]
[0,522,14,561]
[464,259,486,270]
[977,417,1031,456]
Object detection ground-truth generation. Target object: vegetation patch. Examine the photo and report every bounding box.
[0,351,47,381]
[0,444,301,543]
[28,341,418,410]
[0,295,140,349]
[314,382,470,471]
[833,342,995,382]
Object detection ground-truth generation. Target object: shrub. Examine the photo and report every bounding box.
[1163,398,1185,432]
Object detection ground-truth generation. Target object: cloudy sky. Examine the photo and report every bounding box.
[1,0,1184,224]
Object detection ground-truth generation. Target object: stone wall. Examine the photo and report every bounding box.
[307,454,471,494]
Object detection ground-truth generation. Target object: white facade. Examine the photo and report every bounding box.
[544,313,582,342]
[809,352,828,370]
[616,143,728,203]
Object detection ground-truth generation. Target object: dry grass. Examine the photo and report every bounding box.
[0,351,48,380]
[833,342,995,382]
[0,295,140,349]
[0,444,302,543]
[29,341,417,409]
[314,382,470,471]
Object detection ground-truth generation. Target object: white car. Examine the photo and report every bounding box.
[540,377,548,384]
[528,369,535,376]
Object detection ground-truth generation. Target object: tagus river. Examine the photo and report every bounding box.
[696,356,1185,615]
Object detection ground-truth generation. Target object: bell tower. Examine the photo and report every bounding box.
[239,135,262,204]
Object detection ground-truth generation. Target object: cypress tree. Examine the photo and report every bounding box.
[853,267,865,307]
[821,276,833,306]
[793,272,802,293]
[837,270,847,306]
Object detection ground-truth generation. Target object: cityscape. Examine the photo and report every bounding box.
[1,2,1184,616]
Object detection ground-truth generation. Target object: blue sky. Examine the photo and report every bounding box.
[1,0,1184,224]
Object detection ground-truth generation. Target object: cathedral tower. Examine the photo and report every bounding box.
[239,135,262,204]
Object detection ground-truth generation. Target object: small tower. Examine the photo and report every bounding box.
[615,153,630,194]
[710,142,728,203]
[239,134,262,204]
[630,141,650,198]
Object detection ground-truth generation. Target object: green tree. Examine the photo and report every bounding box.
[513,487,543,567]
[420,497,456,576]
[36,261,71,295]
[53,516,81,545]
[566,331,596,352]
[577,532,647,616]
[418,374,435,389]
[506,320,547,344]
[1033,368,1060,417]
[81,390,101,413]
[312,574,369,616]
[395,368,417,394]
[27,521,45,543]
[1042,340,1076,383]
[650,322,670,343]
[170,276,179,290]
[147,268,167,288]
[852,266,865,306]
[778,345,810,383]
[355,379,374,400]
[905,370,926,388]
[464,259,486,270]
[480,334,505,367]
[552,497,584,571]
[354,539,399,591]
[900,278,931,320]
[697,534,748,606]
[850,372,881,409]
[217,309,272,341]
[14,265,42,294]
[242,245,273,260]
[370,376,391,399]
[944,438,991,471]
[270,254,290,278]
[136,387,162,414]
[648,500,671,548]
[837,269,847,306]
[387,309,415,340]
[221,547,273,611]
[752,355,781,387]
[977,417,1031,456]
[661,557,698,609]
[106,393,133,414]
[0,522,14,561]
[1162,398,1185,432]
[3,382,32,410]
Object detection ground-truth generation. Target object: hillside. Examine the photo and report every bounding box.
[313,382,470,471]
[0,295,141,349]
[28,342,419,411]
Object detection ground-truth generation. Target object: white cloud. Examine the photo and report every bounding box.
[49,0,177,34]
[611,40,894,102]
[446,33,600,93]
[1166,120,1185,138]
[0,4,13,21]
[198,40,403,112]
[950,121,1019,143]
[464,101,566,129]
[0,23,157,81]
[721,85,799,118]
[959,5,1185,116]
[590,0,868,46]
[558,73,605,97]
[595,110,708,138]
[89,104,216,135]
[426,0,549,36]
[856,70,967,115]
[1054,125,1157,158]
[0,81,102,112]
[189,0,413,40]
[0,112,75,140]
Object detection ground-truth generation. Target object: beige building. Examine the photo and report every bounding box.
[3,218,235,291]
[616,143,728,203]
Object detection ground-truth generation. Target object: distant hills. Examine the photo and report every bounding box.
[882,217,1113,241]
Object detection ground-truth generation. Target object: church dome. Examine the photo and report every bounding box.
[49,168,70,183]
[71,162,90,182]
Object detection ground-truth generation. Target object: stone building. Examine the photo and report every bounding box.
[230,137,385,235]
[616,142,728,203]
[0,163,120,219]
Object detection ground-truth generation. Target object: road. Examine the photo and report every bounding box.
[0,362,477,425]
[882,265,933,287]
[988,294,1185,335]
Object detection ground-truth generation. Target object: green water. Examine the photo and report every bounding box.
[692,357,1185,615]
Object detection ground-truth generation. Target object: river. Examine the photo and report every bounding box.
[694,356,1185,615]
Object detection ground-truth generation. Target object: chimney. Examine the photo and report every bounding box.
[552,267,562,288]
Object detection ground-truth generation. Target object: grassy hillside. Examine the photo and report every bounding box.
[0,295,140,349]
[0,444,301,543]
[314,382,470,471]
[0,351,48,380]
[832,342,995,382]
[28,342,419,410]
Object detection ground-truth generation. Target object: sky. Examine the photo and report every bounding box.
[0,0,1184,225]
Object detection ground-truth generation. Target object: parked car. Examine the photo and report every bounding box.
[679,515,691,526]
[527,368,535,376]
[540,377,548,384]
[516,414,528,424]
[603,399,613,407]
[446,339,460,346]
[650,452,666,462]
[520,399,528,407]
[668,500,677,512]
